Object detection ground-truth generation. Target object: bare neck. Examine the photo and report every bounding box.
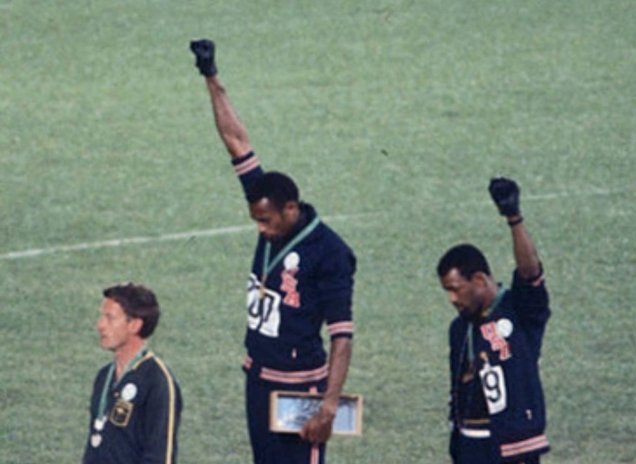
[479,278,500,317]
[114,338,146,380]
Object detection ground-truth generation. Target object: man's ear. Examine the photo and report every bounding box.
[283,200,299,217]
[471,271,490,289]
[129,317,144,337]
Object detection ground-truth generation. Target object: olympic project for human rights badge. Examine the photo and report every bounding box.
[121,383,138,401]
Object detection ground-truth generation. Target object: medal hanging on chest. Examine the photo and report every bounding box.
[94,417,105,432]
[461,361,476,383]
[90,433,102,448]
[91,417,105,448]
[259,275,267,300]
[461,322,477,383]
[259,216,320,300]
[92,363,115,448]
[91,347,146,447]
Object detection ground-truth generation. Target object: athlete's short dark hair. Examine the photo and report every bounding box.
[103,283,160,338]
[246,171,299,210]
[437,244,491,280]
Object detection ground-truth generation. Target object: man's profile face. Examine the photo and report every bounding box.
[96,298,139,352]
[439,268,486,319]
[249,197,298,241]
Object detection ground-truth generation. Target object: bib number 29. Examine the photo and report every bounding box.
[479,362,507,415]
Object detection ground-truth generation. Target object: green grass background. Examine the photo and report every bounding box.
[1,0,635,462]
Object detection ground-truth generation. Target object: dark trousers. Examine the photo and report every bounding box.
[245,374,327,464]
[453,434,541,464]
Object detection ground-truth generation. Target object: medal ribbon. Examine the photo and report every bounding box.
[466,285,506,365]
[96,346,147,425]
[261,216,320,293]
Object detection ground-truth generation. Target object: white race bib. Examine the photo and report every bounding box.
[479,361,507,415]
[247,274,281,337]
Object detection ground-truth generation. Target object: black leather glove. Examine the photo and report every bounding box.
[488,177,520,217]
[190,39,217,77]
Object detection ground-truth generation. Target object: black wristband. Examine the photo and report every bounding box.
[507,216,524,227]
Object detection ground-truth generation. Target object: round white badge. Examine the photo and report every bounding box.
[496,318,514,338]
[284,252,300,270]
[121,383,138,401]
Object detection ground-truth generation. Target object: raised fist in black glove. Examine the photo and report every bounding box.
[190,39,217,77]
[489,177,520,217]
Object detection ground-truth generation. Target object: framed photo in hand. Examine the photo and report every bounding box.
[269,391,363,436]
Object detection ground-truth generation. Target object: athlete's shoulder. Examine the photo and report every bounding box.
[93,362,112,384]
[310,223,356,274]
[315,222,352,250]
[449,316,468,338]
[135,352,180,386]
[307,208,354,250]
[295,203,356,268]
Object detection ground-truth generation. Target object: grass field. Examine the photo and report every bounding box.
[1,1,635,463]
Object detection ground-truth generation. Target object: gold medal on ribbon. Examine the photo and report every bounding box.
[461,363,476,383]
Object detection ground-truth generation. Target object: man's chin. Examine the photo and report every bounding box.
[99,339,114,351]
